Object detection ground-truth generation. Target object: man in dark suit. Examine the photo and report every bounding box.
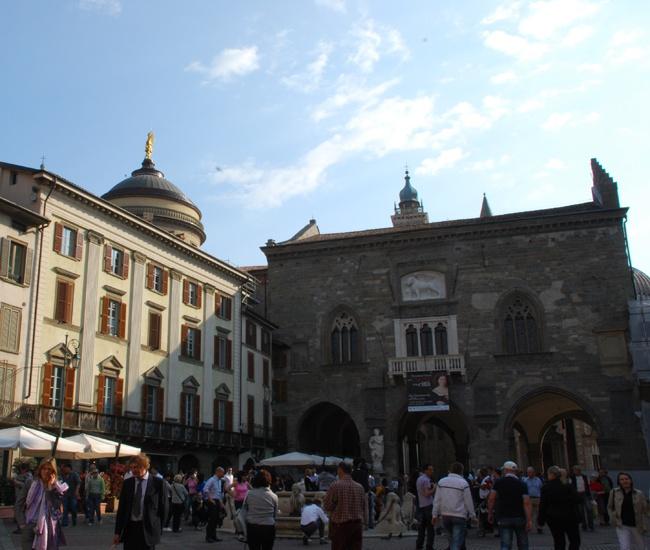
[538,465,581,550]
[113,454,169,550]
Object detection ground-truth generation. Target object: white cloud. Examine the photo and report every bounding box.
[563,25,594,46]
[386,29,411,60]
[490,70,517,84]
[517,98,544,112]
[416,148,466,176]
[577,63,602,73]
[542,112,573,130]
[610,30,643,47]
[78,0,121,15]
[282,42,333,93]
[315,0,346,12]
[545,158,565,170]
[185,46,260,82]
[466,154,511,172]
[517,0,600,40]
[348,20,410,73]
[482,1,522,25]
[483,30,548,61]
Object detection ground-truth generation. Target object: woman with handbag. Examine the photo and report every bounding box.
[607,472,647,550]
[243,470,278,550]
[170,474,189,533]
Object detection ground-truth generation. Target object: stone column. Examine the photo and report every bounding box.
[125,252,146,414]
[232,290,243,432]
[77,230,103,407]
[166,269,182,421]
[202,284,215,425]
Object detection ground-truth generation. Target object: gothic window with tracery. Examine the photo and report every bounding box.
[331,312,360,364]
[503,295,540,354]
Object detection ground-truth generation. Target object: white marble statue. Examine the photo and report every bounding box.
[369,428,384,473]
[375,492,407,537]
[290,483,305,516]
[401,272,446,301]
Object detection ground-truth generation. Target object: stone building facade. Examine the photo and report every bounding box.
[0,145,275,473]
[264,159,649,477]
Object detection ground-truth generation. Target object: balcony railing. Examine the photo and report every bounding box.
[0,400,278,450]
[387,354,465,379]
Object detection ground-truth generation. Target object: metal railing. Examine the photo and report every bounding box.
[387,354,465,378]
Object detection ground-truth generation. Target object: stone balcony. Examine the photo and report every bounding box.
[387,354,465,381]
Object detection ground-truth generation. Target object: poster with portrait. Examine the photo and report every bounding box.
[406,371,450,412]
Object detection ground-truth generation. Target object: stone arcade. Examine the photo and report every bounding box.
[264,160,650,477]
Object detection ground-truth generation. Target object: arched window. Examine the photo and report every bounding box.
[434,323,448,355]
[503,295,540,354]
[406,324,419,357]
[420,324,433,356]
[331,312,361,364]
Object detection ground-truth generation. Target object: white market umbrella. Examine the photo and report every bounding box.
[0,425,86,459]
[259,452,323,467]
[63,433,141,459]
[321,456,354,466]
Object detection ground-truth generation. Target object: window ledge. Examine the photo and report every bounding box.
[96,332,127,344]
[105,270,128,281]
[54,251,81,262]
[43,317,81,331]
[213,365,234,373]
[52,266,80,279]
[0,276,27,287]
[145,300,166,312]
[183,302,201,310]
[178,355,203,366]
[140,345,168,356]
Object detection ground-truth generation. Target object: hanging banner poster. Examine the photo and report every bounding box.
[407,372,450,412]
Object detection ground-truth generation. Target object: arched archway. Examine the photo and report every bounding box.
[178,454,199,474]
[507,389,600,473]
[298,402,361,457]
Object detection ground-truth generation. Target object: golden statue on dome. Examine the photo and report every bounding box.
[145,131,155,160]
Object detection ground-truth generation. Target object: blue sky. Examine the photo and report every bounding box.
[2,0,649,273]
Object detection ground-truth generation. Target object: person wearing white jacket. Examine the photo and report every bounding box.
[432,462,476,550]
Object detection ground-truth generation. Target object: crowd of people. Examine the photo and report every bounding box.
[9,453,649,550]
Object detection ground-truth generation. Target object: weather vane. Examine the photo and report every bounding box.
[145,131,155,160]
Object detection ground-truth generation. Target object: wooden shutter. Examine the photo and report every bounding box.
[146,264,154,290]
[141,385,148,417]
[226,339,232,370]
[161,269,169,295]
[247,397,254,434]
[149,312,161,349]
[193,395,201,426]
[225,401,233,432]
[215,292,222,315]
[263,360,269,387]
[100,297,109,334]
[53,222,63,253]
[248,352,255,381]
[103,245,112,273]
[118,302,127,338]
[213,398,219,428]
[115,378,124,416]
[225,297,232,320]
[156,387,165,421]
[195,329,201,360]
[181,325,189,356]
[196,285,202,308]
[182,280,189,304]
[180,393,187,425]
[23,248,33,286]
[122,250,129,279]
[55,281,68,322]
[41,362,53,406]
[64,281,73,324]
[64,367,75,409]
[96,375,106,414]
[74,230,83,260]
[214,335,220,367]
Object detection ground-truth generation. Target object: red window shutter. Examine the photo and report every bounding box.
[181,325,189,356]
[41,363,53,406]
[149,312,161,349]
[96,375,106,414]
[225,297,232,320]
[225,401,233,432]
[182,280,189,304]
[180,393,187,425]
[53,222,63,253]
[248,352,255,381]
[100,297,109,334]
[64,367,75,409]
[146,264,154,290]
[215,292,222,315]
[214,335,219,367]
[196,285,202,308]
[104,245,112,272]
[74,230,83,260]
[118,302,127,339]
[64,282,73,324]
[122,250,129,279]
[247,397,255,434]
[213,398,219,427]
[55,281,68,322]
[161,269,169,295]
[115,378,124,416]
[226,339,232,370]
[141,385,148,416]
[194,395,201,426]
[157,387,165,421]
[195,329,201,360]
[263,360,269,387]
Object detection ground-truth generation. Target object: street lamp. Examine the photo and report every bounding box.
[51,334,79,455]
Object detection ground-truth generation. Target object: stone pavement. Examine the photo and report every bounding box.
[0,516,629,549]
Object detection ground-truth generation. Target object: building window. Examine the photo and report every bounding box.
[146,264,168,294]
[50,366,63,408]
[246,320,257,348]
[330,312,360,364]
[0,238,32,286]
[263,359,270,387]
[107,300,119,337]
[103,376,115,415]
[247,352,255,381]
[100,297,126,338]
[214,335,232,369]
[503,295,540,354]
[0,363,15,402]
[216,294,232,320]
[180,391,200,426]
[214,396,233,431]
[54,280,74,325]
[215,400,227,431]
[435,323,448,355]
[405,324,419,357]
[104,244,128,278]
[181,325,201,360]
[183,279,202,308]
[272,379,287,403]
[420,324,433,356]
[142,383,164,422]
[54,223,83,259]
[0,303,21,353]
[247,396,255,434]
[148,312,162,350]
[96,374,123,415]
[111,248,123,275]
[8,241,26,283]
[402,319,452,357]
[261,329,271,354]
[62,227,76,257]
[153,266,163,292]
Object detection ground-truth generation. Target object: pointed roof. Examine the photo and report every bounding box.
[399,169,419,204]
[591,158,620,208]
[480,194,493,218]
